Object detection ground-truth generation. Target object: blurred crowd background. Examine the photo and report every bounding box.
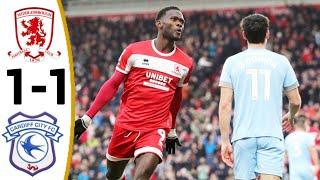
[67,3,320,180]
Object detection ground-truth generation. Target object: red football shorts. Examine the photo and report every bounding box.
[106,124,169,162]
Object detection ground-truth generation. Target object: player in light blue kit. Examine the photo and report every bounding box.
[285,116,319,180]
[218,14,302,180]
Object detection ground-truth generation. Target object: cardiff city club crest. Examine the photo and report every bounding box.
[2,112,63,176]
[8,7,61,62]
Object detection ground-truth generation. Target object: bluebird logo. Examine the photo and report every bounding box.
[19,133,47,162]
[2,112,63,176]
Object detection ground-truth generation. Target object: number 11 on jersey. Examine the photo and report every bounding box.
[246,69,271,101]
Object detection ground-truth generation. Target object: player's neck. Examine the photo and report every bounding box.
[247,43,266,49]
[154,37,175,53]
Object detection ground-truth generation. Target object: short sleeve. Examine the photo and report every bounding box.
[219,58,233,89]
[178,61,193,87]
[116,44,134,74]
[283,59,299,92]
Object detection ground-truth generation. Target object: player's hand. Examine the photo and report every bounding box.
[282,113,294,133]
[74,115,92,140]
[166,129,181,154]
[221,142,234,167]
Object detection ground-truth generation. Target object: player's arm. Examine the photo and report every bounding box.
[170,87,182,129]
[309,145,319,173]
[282,88,301,131]
[219,87,233,143]
[282,58,301,131]
[74,71,126,139]
[308,134,320,174]
[166,60,193,154]
[166,87,182,154]
[219,86,234,167]
[218,57,233,167]
[86,71,126,118]
[75,44,133,140]
[286,87,301,119]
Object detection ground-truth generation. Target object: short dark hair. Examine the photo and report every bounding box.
[295,116,306,129]
[155,6,181,21]
[240,13,269,43]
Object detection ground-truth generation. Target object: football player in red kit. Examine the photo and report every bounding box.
[74,6,193,180]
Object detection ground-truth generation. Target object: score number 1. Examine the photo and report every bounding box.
[7,69,65,105]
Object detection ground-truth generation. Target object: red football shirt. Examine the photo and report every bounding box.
[115,39,193,131]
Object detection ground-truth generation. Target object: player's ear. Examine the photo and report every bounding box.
[242,31,247,41]
[265,29,270,40]
[155,19,163,29]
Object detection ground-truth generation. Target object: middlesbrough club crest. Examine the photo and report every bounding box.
[8,7,60,62]
[2,112,63,176]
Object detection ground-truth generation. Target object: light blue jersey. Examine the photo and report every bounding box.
[219,48,299,142]
[285,131,315,180]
